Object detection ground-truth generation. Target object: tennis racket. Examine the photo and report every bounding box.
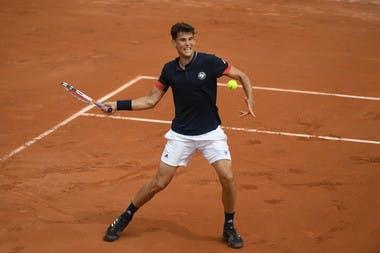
[61,82,112,112]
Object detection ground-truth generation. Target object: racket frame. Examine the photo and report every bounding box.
[61,82,112,112]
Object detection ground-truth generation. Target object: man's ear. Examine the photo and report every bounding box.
[171,39,176,47]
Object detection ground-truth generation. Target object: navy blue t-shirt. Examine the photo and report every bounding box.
[157,52,230,135]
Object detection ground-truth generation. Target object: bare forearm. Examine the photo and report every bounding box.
[226,66,254,101]
[224,65,255,117]
[101,86,165,113]
[237,73,253,101]
[130,96,157,110]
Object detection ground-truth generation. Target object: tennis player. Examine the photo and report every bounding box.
[101,22,255,249]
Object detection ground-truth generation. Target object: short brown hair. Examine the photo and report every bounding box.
[170,22,195,40]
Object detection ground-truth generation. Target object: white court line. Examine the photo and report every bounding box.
[0,106,93,162]
[142,75,380,101]
[0,76,144,162]
[81,113,380,145]
[240,85,380,101]
[2,75,379,162]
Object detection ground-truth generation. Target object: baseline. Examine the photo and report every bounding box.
[142,76,380,101]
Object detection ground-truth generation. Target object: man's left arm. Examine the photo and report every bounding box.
[224,65,255,117]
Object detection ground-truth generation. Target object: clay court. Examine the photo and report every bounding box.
[1,0,380,252]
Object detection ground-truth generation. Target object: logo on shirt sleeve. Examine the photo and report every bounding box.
[198,71,206,80]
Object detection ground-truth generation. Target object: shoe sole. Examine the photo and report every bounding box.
[223,235,244,249]
[103,235,119,242]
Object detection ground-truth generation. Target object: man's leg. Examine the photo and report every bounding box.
[212,159,244,249]
[132,161,178,207]
[104,161,178,242]
[212,159,236,212]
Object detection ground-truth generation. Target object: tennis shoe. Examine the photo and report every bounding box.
[223,225,244,249]
[104,212,132,242]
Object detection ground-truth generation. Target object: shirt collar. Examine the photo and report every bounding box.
[176,51,198,71]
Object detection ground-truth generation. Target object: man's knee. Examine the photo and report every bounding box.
[146,175,169,195]
[219,171,234,185]
[150,163,177,193]
[218,168,235,186]
[213,160,234,183]
[152,178,169,192]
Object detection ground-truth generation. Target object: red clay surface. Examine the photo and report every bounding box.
[1,1,380,252]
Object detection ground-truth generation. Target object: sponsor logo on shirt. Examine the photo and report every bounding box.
[198,71,206,80]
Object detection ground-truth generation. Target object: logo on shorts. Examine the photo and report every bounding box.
[198,71,206,80]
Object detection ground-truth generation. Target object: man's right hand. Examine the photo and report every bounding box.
[101,101,116,114]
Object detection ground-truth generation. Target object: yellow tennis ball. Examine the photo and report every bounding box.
[227,80,238,90]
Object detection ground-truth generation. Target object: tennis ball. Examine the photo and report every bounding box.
[227,80,238,90]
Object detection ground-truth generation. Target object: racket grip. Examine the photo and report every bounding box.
[95,101,113,113]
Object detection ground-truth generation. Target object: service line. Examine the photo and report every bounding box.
[81,113,380,145]
[0,76,144,162]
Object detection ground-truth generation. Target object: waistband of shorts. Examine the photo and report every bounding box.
[165,126,227,141]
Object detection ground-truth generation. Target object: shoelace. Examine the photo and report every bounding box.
[225,227,241,239]
[111,217,125,230]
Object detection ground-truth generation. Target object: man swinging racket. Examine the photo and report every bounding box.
[101,22,255,249]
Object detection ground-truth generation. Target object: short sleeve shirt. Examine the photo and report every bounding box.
[156,52,231,135]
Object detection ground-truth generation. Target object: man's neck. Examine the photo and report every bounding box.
[179,52,195,69]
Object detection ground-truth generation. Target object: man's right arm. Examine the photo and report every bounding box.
[101,85,166,113]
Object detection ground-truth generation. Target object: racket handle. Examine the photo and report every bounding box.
[95,101,104,108]
[95,101,113,113]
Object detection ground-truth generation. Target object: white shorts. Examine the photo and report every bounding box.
[161,126,231,167]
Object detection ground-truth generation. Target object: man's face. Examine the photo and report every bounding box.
[172,32,195,58]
